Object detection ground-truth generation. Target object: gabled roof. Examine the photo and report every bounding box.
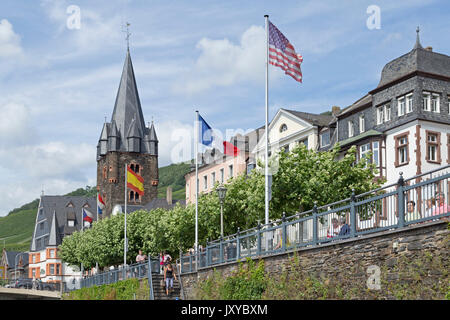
[337,94,372,118]
[282,109,334,127]
[31,195,97,252]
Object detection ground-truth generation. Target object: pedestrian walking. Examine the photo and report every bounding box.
[164,262,177,296]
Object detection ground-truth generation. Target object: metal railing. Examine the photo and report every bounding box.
[78,258,160,292]
[178,166,450,274]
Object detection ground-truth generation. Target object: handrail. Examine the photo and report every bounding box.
[175,259,185,300]
[178,165,450,274]
[148,258,154,300]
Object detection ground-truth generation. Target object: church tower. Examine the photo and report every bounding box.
[96,49,158,217]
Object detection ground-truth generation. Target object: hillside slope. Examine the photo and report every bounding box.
[0,163,190,252]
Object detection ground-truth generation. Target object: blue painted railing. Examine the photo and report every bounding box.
[178,166,450,274]
[78,258,160,294]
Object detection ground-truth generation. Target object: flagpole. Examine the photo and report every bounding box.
[195,110,199,268]
[124,164,128,267]
[264,14,270,225]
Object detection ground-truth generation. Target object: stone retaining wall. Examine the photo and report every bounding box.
[180,220,449,299]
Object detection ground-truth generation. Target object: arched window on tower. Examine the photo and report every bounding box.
[135,192,140,202]
[129,191,135,201]
[130,164,135,172]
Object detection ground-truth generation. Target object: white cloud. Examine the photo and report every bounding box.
[0,142,95,180]
[175,25,267,95]
[0,102,36,148]
[0,19,23,58]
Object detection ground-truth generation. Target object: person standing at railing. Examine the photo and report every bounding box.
[136,249,147,263]
[338,217,350,236]
[136,250,148,277]
[406,201,421,222]
[327,218,341,238]
[432,192,450,218]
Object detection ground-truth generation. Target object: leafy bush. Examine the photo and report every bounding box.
[64,278,149,300]
[195,258,267,300]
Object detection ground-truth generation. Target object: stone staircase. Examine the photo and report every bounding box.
[151,274,181,300]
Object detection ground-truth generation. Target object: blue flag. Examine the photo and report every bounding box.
[198,114,213,146]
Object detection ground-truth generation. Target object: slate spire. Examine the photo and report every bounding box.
[111,49,146,151]
[413,26,423,50]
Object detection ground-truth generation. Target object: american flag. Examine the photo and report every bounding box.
[268,20,303,83]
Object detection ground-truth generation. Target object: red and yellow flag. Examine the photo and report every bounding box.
[127,166,144,196]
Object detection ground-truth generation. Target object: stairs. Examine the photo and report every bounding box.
[151,274,181,300]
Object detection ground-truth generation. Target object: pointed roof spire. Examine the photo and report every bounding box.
[48,210,61,246]
[149,121,158,142]
[413,26,423,50]
[111,49,146,150]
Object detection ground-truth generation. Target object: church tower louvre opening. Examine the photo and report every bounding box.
[96,48,159,218]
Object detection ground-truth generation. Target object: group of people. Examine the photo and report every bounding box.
[135,250,177,296]
[327,216,350,238]
[159,251,177,296]
[407,191,450,222]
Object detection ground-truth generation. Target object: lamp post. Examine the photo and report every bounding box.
[216,184,227,238]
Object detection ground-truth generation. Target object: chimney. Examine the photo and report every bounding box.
[331,106,341,116]
[424,46,433,52]
[166,186,173,205]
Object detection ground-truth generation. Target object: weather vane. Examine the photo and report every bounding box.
[122,22,131,50]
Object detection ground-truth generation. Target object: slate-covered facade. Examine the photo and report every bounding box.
[319,29,450,186]
[28,195,96,289]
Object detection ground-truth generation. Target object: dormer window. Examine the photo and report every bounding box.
[279,124,288,133]
[320,130,330,147]
[348,121,354,138]
[359,115,365,133]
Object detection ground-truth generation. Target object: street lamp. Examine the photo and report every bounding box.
[216,184,227,238]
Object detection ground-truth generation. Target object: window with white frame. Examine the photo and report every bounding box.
[211,172,216,188]
[372,141,380,167]
[377,106,384,125]
[320,131,330,147]
[220,168,224,183]
[229,165,234,178]
[448,95,450,114]
[360,143,371,162]
[203,175,208,190]
[377,104,390,124]
[431,93,440,113]
[385,105,391,121]
[426,131,440,163]
[396,135,408,166]
[423,92,431,111]
[398,96,406,116]
[359,115,365,133]
[406,93,413,113]
[348,121,354,138]
[427,134,437,161]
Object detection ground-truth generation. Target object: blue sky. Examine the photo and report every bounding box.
[0,0,449,215]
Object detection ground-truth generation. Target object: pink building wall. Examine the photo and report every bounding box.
[185,153,248,203]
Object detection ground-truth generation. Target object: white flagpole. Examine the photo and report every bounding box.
[195,110,199,266]
[124,164,128,266]
[264,14,270,225]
